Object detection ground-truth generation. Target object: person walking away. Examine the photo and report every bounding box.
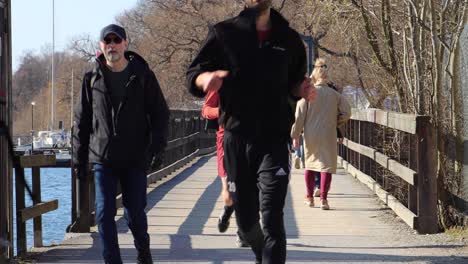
[291,58,350,210]
[310,81,345,197]
[73,24,169,264]
[201,90,250,247]
[187,1,316,263]
[293,134,305,169]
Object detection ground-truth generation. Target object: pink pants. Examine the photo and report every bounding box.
[305,170,332,200]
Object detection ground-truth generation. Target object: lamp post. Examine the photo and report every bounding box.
[31,101,36,153]
[300,34,315,74]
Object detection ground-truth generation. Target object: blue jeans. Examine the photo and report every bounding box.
[295,136,319,187]
[94,164,150,264]
[314,171,320,187]
[294,135,304,160]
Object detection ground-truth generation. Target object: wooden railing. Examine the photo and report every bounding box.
[67,109,216,233]
[13,155,58,256]
[338,108,438,234]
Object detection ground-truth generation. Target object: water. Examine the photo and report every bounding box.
[13,168,71,253]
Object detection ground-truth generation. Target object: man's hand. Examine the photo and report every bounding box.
[305,83,317,102]
[221,177,233,206]
[301,77,317,102]
[73,165,87,180]
[146,148,165,172]
[293,138,300,150]
[195,70,229,92]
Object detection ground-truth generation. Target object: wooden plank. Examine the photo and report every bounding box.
[387,112,417,134]
[350,109,419,134]
[32,167,43,247]
[19,155,56,168]
[166,132,199,151]
[350,109,368,122]
[408,134,418,214]
[351,108,378,123]
[198,146,217,156]
[19,200,58,222]
[374,110,388,127]
[374,151,388,167]
[344,138,416,185]
[343,160,418,230]
[416,117,438,234]
[146,149,200,186]
[387,160,416,185]
[365,109,376,123]
[15,167,27,256]
[344,139,375,159]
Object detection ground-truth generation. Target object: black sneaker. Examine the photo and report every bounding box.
[137,249,153,264]
[236,232,250,248]
[218,205,234,233]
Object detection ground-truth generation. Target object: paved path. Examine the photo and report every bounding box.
[33,154,467,263]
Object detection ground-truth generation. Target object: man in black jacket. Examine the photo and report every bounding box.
[187,1,316,263]
[73,24,169,264]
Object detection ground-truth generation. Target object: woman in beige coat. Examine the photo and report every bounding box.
[291,58,351,210]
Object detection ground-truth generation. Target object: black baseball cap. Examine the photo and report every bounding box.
[100,24,127,41]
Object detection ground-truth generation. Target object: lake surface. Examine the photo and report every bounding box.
[13,168,71,253]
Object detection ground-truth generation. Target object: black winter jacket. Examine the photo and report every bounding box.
[73,51,169,168]
[187,8,306,142]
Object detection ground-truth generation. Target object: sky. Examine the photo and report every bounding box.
[12,0,138,71]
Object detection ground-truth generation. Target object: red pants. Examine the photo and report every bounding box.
[305,170,332,200]
[216,129,226,177]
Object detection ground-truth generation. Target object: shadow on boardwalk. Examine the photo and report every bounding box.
[35,155,468,264]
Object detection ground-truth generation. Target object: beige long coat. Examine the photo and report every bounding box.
[291,84,351,173]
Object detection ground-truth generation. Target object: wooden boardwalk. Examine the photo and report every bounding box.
[33,154,468,263]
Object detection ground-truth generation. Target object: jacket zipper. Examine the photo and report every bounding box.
[113,75,137,136]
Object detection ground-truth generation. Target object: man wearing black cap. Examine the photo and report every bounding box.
[73,24,169,264]
[187,1,316,263]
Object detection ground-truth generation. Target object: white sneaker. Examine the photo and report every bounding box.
[313,188,320,197]
[321,199,330,210]
[294,156,301,169]
[304,197,314,207]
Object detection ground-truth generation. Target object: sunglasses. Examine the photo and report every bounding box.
[314,64,327,69]
[103,36,123,45]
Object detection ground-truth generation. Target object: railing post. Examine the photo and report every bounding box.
[67,166,91,233]
[79,168,91,232]
[14,163,26,257]
[68,125,90,233]
[32,166,42,247]
[416,116,438,233]
[364,121,369,174]
[70,166,77,227]
[408,134,418,214]
[358,120,361,171]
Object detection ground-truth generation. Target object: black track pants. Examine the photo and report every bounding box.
[223,131,290,264]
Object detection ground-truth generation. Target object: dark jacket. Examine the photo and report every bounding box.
[73,51,169,168]
[187,8,306,142]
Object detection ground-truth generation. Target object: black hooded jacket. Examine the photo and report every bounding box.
[73,51,169,168]
[187,8,307,142]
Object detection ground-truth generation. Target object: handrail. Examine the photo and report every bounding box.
[338,108,437,234]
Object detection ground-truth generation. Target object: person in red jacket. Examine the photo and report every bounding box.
[202,90,249,247]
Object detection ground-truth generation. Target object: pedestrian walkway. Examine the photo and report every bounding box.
[34,154,467,263]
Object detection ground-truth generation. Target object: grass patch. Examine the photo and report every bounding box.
[446,226,468,240]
